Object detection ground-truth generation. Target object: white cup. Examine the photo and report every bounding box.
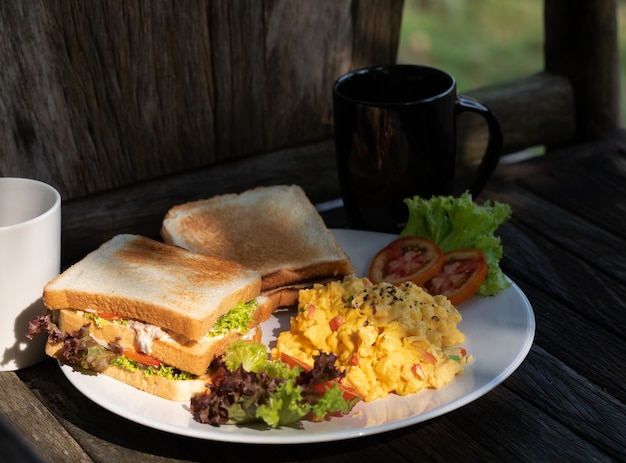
[0,178,61,371]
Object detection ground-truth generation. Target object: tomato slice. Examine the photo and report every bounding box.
[311,381,363,401]
[368,236,444,285]
[425,248,488,306]
[280,353,362,400]
[279,352,313,370]
[123,349,162,368]
[329,315,345,332]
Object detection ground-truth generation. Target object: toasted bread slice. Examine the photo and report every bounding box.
[55,295,275,376]
[43,234,262,341]
[161,185,355,292]
[45,328,264,402]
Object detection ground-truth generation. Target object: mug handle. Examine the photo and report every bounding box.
[455,96,503,196]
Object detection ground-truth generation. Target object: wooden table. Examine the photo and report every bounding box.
[2,131,625,463]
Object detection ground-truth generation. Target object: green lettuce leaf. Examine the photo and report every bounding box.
[401,191,512,296]
[308,382,357,422]
[190,343,360,428]
[222,340,269,373]
[256,381,310,427]
[208,300,258,337]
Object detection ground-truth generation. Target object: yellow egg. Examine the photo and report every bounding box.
[272,276,471,402]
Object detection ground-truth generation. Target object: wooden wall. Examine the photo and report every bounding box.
[0,0,404,200]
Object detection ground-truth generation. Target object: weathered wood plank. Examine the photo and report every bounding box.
[507,345,626,460]
[545,0,620,139]
[0,0,403,201]
[0,370,93,462]
[453,375,616,462]
[461,72,575,158]
[490,134,626,239]
[494,215,626,339]
[16,360,202,463]
[0,411,49,463]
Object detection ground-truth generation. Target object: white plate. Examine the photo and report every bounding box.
[60,228,535,444]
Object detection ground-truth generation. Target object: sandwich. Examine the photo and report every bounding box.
[161,184,356,308]
[30,234,275,401]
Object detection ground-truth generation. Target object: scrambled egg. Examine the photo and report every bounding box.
[272,276,470,402]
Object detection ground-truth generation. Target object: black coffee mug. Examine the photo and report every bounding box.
[333,64,502,233]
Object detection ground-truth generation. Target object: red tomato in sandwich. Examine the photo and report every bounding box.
[123,349,162,368]
[368,236,444,286]
[425,248,488,306]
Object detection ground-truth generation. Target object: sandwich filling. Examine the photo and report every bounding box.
[79,299,259,353]
[28,298,262,381]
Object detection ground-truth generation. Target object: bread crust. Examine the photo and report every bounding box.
[44,234,262,341]
[161,185,355,291]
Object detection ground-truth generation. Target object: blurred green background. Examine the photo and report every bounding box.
[397,0,625,127]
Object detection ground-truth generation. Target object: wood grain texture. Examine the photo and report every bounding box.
[0,0,403,200]
[461,72,575,157]
[490,135,626,238]
[545,0,620,139]
[505,346,626,459]
[0,369,93,462]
